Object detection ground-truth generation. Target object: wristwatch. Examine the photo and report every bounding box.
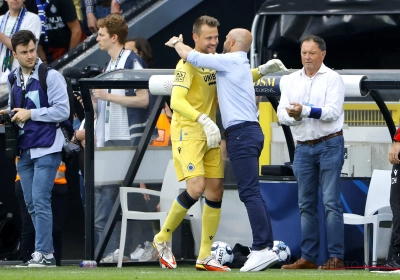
[171,39,180,47]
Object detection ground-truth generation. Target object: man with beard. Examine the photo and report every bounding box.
[0,29,69,267]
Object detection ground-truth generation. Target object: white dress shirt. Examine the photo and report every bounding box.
[277,63,345,141]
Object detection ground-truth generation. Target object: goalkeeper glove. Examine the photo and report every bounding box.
[258,59,288,75]
[197,114,221,148]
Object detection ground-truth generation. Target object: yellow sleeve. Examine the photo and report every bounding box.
[170,86,200,121]
[170,60,201,121]
[252,68,263,82]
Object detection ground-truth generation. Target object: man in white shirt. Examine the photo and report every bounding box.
[0,0,41,103]
[91,13,154,262]
[0,0,41,84]
[93,14,149,147]
[277,34,345,270]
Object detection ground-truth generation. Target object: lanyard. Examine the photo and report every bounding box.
[107,47,125,71]
[18,60,38,108]
[0,8,27,72]
[106,47,124,97]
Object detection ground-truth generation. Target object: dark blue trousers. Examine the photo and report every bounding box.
[225,122,274,250]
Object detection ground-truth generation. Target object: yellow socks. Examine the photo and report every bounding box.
[155,199,188,243]
[197,202,221,260]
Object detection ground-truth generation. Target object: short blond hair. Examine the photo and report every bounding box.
[192,15,220,35]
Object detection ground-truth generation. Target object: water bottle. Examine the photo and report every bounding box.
[79,260,97,268]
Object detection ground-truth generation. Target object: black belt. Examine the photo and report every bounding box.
[224,121,259,137]
[297,130,343,145]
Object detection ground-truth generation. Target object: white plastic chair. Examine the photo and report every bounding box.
[117,160,202,267]
[343,169,393,266]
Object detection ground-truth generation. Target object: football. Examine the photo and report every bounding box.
[272,240,291,262]
[211,241,234,266]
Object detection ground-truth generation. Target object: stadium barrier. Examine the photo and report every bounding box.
[79,68,400,263]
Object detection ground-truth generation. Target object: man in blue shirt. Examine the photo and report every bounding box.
[166,28,287,272]
[0,30,69,267]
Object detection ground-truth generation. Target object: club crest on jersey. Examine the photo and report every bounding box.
[50,4,57,13]
[392,177,397,185]
[175,71,186,82]
[187,163,195,172]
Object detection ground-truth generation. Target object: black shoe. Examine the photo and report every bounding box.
[384,254,400,270]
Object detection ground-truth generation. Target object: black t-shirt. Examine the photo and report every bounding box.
[25,0,78,49]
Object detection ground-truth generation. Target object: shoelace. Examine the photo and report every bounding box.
[31,252,42,262]
[207,255,229,269]
[208,256,222,266]
[160,242,172,258]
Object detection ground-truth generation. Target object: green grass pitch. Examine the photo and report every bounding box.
[0,264,399,280]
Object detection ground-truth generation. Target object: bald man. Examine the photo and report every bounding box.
[166,28,287,272]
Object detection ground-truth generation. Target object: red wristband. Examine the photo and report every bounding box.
[394,127,400,142]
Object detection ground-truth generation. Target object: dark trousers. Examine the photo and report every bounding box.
[15,181,67,266]
[391,165,400,254]
[225,122,274,250]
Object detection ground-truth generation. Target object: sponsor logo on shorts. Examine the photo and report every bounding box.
[187,163,195,172]
[175,71,186,82]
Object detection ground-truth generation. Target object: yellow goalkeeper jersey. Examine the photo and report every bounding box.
[170,59,217,141]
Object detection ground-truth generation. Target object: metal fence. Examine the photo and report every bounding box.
[343,102,400,126]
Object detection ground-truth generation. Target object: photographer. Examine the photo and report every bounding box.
[0,30,69,267]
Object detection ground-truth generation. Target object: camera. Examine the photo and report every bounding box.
[63,64,102,91]
[63,64,103,121]
[59,124,82,164]
[62,141,81,161]
[0,114,11,124]
[0,114,19,158]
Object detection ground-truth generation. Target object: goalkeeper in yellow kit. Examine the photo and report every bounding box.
[152,15,286,271]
